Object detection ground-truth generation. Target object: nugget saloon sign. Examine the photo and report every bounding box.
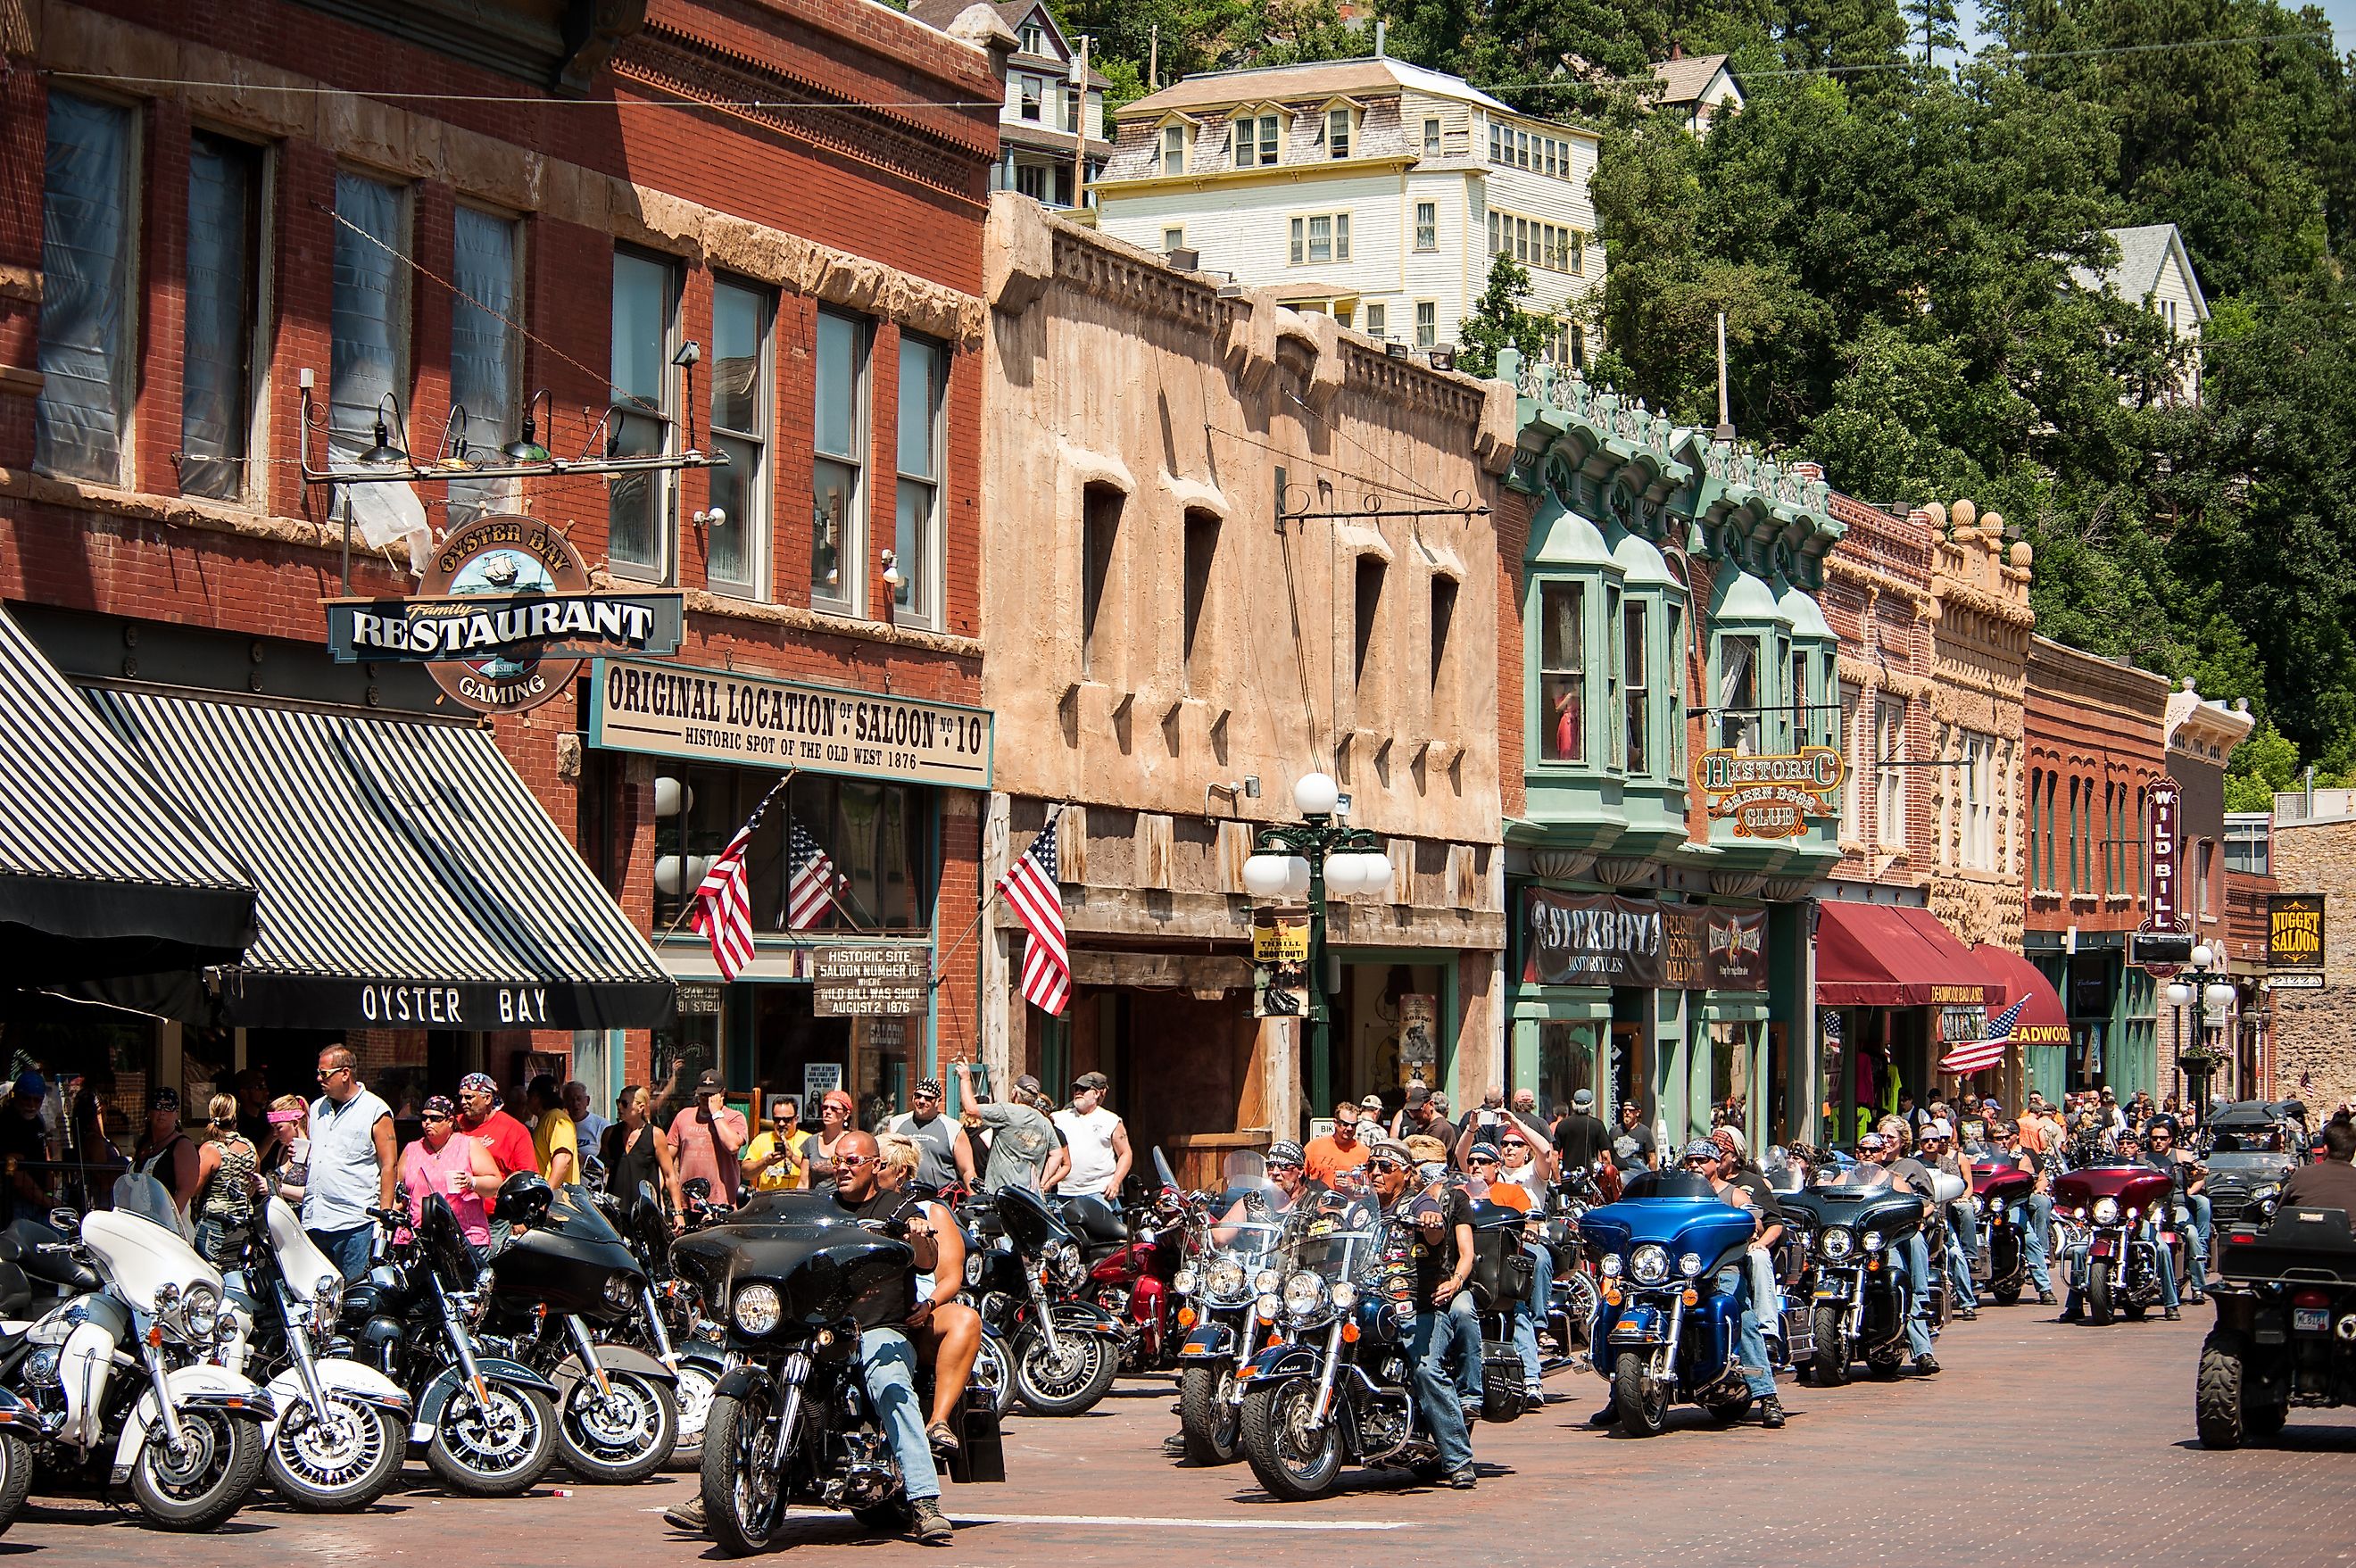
[590,657,994,792]
[323,514,683,716]
[1521,890,1768,991]
[1693,746,1844,839]
[2268,893,2325,971]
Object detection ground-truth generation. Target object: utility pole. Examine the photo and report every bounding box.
[1072,35,1090,212]
[1714,311,1735,441]
[1149,23,1158,90]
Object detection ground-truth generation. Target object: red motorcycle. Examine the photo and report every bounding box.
[1064,1149,1199,1374]
[1969,1157,2039,1307]
[2054,1165,2184,1324]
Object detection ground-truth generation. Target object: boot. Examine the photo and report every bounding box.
[2037,1290,2056,1305]
[1758,1394,1786,1429]
[1914,1354,1941,1374]
[2164,1306,2181,1321]
[1589,1401,1621,1427]
[909,1498,955,1546]
[663,1496,707,1533]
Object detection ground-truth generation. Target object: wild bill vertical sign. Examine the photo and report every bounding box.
[2144,776,2185,934]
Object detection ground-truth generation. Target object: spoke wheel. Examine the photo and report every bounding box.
[1613,1351,1669,1438]
[1015,1330,1118,1416]
[700,1386,787,1556]
[558,1370,678,1484]
[1239,1380,1343,1500]
[132,1407,267,1531]
[427,1382,558,1497]
[270,1394,406,1512]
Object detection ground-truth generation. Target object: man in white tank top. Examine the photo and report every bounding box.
[1051,1072,1131,1199]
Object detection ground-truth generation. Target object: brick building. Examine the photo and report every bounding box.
[1,0,1002,1132]
[2161,679,2254,1103]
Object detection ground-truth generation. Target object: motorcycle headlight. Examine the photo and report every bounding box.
[1173,1268,1198,1296]
[603,1273,636,1310]
[1253,1268,1282,1294]
[1329,1280,1358,1310]
[1862,1232,1885,1253]
[1678,1252,1704,1278]
[1207,1260,1247,1299]
[964,1254,985,1288]
[2093,1198,2120,1225]
[1630,1244,1670,1285]
[1256,1292,1282,1321]
[183,1282,221,1342]
[1282,1271,1325,1316]
[1966,1194,1982,1215]
[1050,1240,1083,1283]
[153,1281,181,1313]
[1598,1254,1623,1278]
[1821,1227,1854,1261]
[733,1282,783,1336]
[2073,1206,2088,1222]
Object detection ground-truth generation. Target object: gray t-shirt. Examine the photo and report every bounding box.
[969,1101,1057,1193]
[887,1111,962,1191]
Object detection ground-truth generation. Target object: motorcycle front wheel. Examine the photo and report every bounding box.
[972,1332,1015,1417]
[1612,1351,1669,1438]
[1177,1364,1242,1465]
[1013,1329,1119,1417]
[558,1368,679,1484]
[699,1385,787,1556]
[130,1407,268,1531]
[427,1381,558,1496]
[668,1358,720,1470]
[2086,1259,2115,1325]
[1239,1380,1342,1500]
[269,1393,407,1512]
[0,1434,29,1538]
[1810,1304,1850,1387]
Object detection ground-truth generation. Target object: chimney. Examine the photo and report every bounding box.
[1788,460,1823,481]
[1374,19,1387,57]
[1670,41,1684,60]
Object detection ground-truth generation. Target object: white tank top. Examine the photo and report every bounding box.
[1053,1106,1121,1194]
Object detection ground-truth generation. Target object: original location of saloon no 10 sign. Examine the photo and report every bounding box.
[324,514,684,715]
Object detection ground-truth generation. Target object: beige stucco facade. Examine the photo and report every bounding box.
[976,193,1513,1167]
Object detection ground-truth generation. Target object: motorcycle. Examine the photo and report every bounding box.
[961,1185,1127,1416]
[483,1174,679,1483]
[1235,1187,1435,1500]
[1539,1165,1603,1364]
[1074,1150,1191,1376]
[1969,1157,2038,1307]
[603,1176,728,1469]
[2053,1164,2181,1324]
[1464,1199,1532,1423]
[0,1173,273,1530]
[1169,1153,1287,1464]
[220,1196,412,1510]
[1780,1165,1928,1383]
[343,1191,560,1495]
[2196,1201,2356,1448]
[675,1191,1006,1555]
[1579,1171,1761,1434]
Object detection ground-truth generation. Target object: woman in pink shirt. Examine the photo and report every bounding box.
[397,1095,502,1264]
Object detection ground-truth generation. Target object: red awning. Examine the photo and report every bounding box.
[1969,944,2071,1047]
[1814,902,2007,1009]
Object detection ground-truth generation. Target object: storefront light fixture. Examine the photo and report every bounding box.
[358,394,410,468]
[501,389,554,465]
[1293,770,1340,817]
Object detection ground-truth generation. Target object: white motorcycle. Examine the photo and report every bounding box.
[4,1174,272,1529]
[220,1197,412,1510]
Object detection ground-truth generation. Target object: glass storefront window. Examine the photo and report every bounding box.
[1539,581,1585,763]
[1538,1020,1597,1117]
[1709,1019,1757,1129]
[650,1011,720,1123]
[651,767,929,934]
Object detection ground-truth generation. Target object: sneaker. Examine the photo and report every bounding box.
[1914,1355,1941,1375]
[1589,1403,1620,1427]
[2164,1307,2181,1321]
[1461,1399,1481,1426]
[663,1496,707,1532]
[2037,1290,2056,1306]
[1758,1395,1786,1430]
[2186,1289,2206,1305]
[1956,1307,1979,1320]
[1522,1391,1547,1413]
[909,1498,955,1546]
[1444,1465,1477,1490]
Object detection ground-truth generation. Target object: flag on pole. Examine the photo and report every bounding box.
[692,778,787,983]
[1821,1010,1843,1042]
[998,813,1069,1016]
[784,818,847,930]
[1940,996,2024,1074]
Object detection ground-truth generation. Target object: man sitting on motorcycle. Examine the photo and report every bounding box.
[1364,1138,1478,1490]
[2144,1120,2208,1306]
[1989,1122,2058,1304]
[1845,1128,1942,1374]
[1686,1138,1786,1430]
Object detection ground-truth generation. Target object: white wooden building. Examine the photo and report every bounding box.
[2069,222,2210,404]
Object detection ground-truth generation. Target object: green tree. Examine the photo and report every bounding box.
[2225,720,2300,813]
[1456,253,1559,378]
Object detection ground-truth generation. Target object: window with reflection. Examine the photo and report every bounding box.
[1539,581,1585,763]
[651,767,928,935]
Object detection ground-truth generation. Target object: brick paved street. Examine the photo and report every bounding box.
[11,1307,2352,1568]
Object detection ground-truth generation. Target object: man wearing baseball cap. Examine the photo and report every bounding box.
[668,1069,749,1205]
[950,1054,1064,1193]
[1054,1071,1130,1200]
[1364,1137,1478,1489]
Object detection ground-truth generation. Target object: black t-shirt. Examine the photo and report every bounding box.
[1398,1186,1473,1305]
[1555,1112,1610,1171]
[1610,1122,1656,1172]
[1727,1168,1783,1228]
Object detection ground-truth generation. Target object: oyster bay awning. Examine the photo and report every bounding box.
[0,605,255,983]
[85,685,673,1031]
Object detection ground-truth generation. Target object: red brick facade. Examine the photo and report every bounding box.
[1,0,998,1097]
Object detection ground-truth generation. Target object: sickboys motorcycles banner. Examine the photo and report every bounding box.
[1520,889,1768,991]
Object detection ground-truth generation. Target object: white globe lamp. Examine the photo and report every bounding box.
[1242,854,1291,898]
[1293,771,1340,818]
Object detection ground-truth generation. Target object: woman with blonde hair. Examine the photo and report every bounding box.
[867,1130,983,1456]
[259,1095,311,1205]
[190,1091,261,1263]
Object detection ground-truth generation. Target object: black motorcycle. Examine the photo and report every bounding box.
[1464,1200,1532,1423]
[1779,1168,1928,1383]
[484,1175,679,1483]
[961,1186,1127,1416]
[674,1191,1006,1555]
[346,1192,560,1495]
[600,1177,727,1469]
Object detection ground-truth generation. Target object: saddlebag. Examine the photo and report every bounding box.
[949,1386,1007,1484]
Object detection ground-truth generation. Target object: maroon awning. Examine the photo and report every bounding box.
[1815,902,2005,1009]
[1969,944,2071,1046]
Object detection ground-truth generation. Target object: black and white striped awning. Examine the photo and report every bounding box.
[0,606,255,983]
[85,685,674,1032]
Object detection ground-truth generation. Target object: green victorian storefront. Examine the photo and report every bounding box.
[1498,353,1845,1156]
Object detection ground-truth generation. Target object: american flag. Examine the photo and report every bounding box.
[1821,1010,1844,1042]
[1940,997,2024,1074]
[998,813,1068,1016]
[784,818,846,930]
[692,778,787,983]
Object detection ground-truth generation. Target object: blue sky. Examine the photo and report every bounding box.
[1954,0,2354,52]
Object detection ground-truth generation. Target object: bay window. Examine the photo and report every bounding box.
[1539,581,1586,763]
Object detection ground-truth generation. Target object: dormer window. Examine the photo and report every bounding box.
[1018,20,1045,54]
[1326,105,1353,158]
[1160,123,1186,176]
[1232,111,1280,168]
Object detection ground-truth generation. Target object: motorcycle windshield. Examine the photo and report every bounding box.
[1284,1191,1378,1281]
[111,1171,191,1238]
[546,1182,626,1245]
[1821,1165,1894,1192]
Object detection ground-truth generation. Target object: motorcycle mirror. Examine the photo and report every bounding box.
[580,1154,609,1188]
[682,1176,713,1204]
[46,1206,76,1235]
[1244,1188,1272,1216]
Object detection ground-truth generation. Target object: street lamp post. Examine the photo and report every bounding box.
[1240,772,1393,1124]
[2164,942,2236,1126]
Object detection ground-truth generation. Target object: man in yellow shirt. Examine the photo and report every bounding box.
[743,1094,817,1192]
[527,1074,578,1186]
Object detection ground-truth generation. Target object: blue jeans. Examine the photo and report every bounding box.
[2022,1194,2054,1293]
[2183,1193,2211,1288]
[1945,1209,1978,1310]
[308,1223,374,1282]
[1903,1233,1934,1359]
[1512,1241,1552,1390]
[859,1328,940,1502]
[2138,1221,2181,1307]
[1443,1287,1482,1402]
[1720,1266,1776,1398]
[1407,1298,1475,1474]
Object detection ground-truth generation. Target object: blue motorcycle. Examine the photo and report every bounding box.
[1579,1172,1763,1436]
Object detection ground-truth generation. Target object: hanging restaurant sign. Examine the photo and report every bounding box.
[1692,746,1844,839]
[590,656,994,791]
[2144,776,2185,934]
[1521,889,1767,991]
[2268,892,2325,971]
[322,514,682,717]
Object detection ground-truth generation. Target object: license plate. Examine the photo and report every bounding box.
[2294,1307,2329,1332]
[1813,1286,1846,1299]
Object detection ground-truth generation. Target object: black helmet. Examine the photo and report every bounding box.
[497,1169,554,1225]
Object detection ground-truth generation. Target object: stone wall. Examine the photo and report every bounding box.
[2263,814,2356,1114]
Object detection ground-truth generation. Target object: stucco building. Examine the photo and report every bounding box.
[975,195,1512,1173]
